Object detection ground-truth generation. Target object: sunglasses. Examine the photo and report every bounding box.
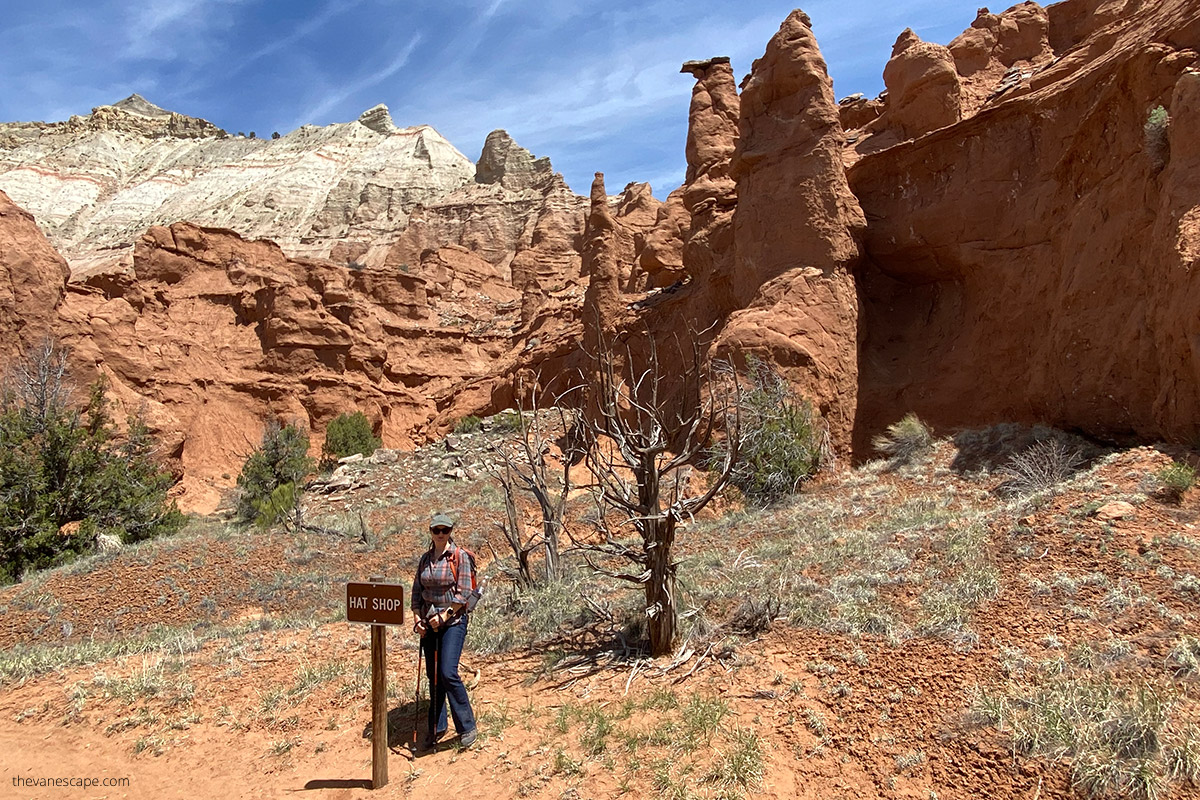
[430,527,452,535]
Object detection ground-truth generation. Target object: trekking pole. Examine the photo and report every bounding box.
[412,638,423,749]
[432,640,439,744]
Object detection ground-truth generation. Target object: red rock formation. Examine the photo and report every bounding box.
[881,29,963,139]
[852,0,1200,447]
[48,221,537,512]
[677,58,740,314]
[0,190,70,351]
[716,11,866,447]
[5,0,1200,504]
[638,189,688,287]
[581,173,624,344]
[950,2,1055,116]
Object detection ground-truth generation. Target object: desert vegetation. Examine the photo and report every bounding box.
[0,340,183,583]
[235,421,314,529]
[318,411,380,469]
[3,409,1198,799]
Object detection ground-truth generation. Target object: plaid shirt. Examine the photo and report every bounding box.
[411,542,472,623]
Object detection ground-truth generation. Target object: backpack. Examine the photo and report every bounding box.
[450,545,483,614]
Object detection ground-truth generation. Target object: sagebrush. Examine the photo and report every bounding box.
[716,361,822,506]
[872,413,933,463]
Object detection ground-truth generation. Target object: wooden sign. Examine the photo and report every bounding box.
[347,579,403,789]
[346,582,406,626]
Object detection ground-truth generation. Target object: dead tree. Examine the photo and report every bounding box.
[574,334,740,657]
[491,376,581,585]
[493,466,538,586]
[5,337,72,431]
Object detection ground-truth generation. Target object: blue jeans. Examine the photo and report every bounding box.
[421,618,476,737]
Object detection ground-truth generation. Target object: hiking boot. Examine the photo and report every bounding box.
[416,728,447,753]
[458,728,477,749]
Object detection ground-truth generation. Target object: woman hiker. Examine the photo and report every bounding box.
[411,513,477,751]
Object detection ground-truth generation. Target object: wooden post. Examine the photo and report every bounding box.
[348,576,403,789]
[370,576,388,789]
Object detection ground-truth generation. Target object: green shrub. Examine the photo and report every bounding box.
[0,343,183,582]
[235,421,313,528]
[872,413,933,462]
[1157,461,1196,504]
[717,362,822,506]
[490,409,523,434]
[453,415,482,434]
[1145,105,1170,169]
[320,411,379,468]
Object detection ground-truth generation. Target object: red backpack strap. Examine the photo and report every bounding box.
[448,545,476,589]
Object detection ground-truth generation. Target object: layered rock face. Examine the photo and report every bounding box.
[0,190,70,349]
[0,98,476,272]
[848,2,1058,160]
[851,0,1200,445]
[48,220,536,512]
[637,0,1199,453]
[384,130,587,273]
[4,0,1199,508]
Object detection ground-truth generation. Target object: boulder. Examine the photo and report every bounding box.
[880,29,963,139]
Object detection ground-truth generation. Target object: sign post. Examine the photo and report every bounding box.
[347,578,407,790]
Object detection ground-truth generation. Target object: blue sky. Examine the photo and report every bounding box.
[3,0,986,196]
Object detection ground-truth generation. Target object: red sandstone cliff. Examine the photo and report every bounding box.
[851,0,1200,446]
[3,0,1199,506]
[0,191,70,349]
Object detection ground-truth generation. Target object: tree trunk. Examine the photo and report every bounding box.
[644,515,677,656]
[542,514,559,582]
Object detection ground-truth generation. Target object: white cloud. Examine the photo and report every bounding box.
[289,34,423,128]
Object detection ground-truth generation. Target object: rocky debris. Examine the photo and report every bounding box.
[0,190,71,349]
[370,448,399,465]
[94,532,123,555]
[1094,501,1137,522]
[305,418,523,518]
